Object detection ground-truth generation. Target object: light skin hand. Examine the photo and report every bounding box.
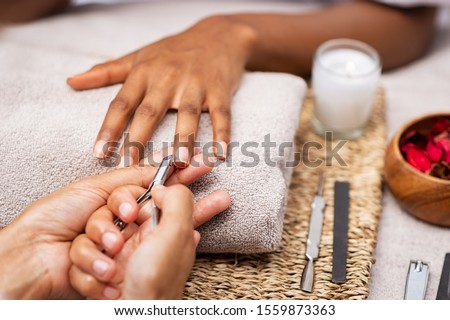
[69,181,229,300]
[123,185,200,300]
[0,165,157,299]
[67,16,257,168]
[0,153,223,299]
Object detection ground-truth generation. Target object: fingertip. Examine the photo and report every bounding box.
[118,202,136,222]
[93,140,108,159]
[108,188,141,223]
[214,141,228,160]
[66,76,78,90]
[193,230,201,247]
[213,190,232,209]
[92,259,117,281]
[101,231,122,253]
[104,286,121,300]
[66,72,90,90]
[174,146,190,168]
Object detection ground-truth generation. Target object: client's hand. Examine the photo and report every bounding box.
[67,16,256,167]
[69,168,230,299]
[0,153,228,299]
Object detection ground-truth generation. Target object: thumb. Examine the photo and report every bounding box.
[67,53,135,90]
[138,185,194,240]
[123,185,196,299]
[151,185,194,227]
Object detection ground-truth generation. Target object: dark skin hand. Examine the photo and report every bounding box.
[66,1,436,167]
[1,1,436,166]
[0,0,70,22]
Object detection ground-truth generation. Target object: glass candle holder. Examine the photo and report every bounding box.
[312,39,381,140]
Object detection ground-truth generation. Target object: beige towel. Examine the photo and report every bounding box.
[0,2,306,253]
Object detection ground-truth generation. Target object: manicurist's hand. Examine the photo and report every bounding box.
[0,153,228,299]
[67,16,256,167]
[68,173,230,299]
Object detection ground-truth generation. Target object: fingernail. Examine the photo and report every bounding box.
[119,202,133,221]
[215,141,228,160]
[93,260,110,277]
[174,147,189,168]
[193,230,201,247]
[104,286,121,300]
[93,140,108,158]
[102,232,118,251]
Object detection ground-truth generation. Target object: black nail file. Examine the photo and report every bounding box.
[436,253,450,300]
[332,181,350,284]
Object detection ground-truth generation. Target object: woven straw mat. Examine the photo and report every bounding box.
[184,88,386,300]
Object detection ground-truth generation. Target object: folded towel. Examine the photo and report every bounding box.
[0,3,306,253]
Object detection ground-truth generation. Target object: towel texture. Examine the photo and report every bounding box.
[0,1,306,253]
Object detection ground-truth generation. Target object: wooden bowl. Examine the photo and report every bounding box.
[384,113,450,227]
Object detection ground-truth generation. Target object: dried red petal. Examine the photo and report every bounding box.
[431,117,450,135]
[401,142,416,154]
[426,140,443,163]
[405,145,432,172]
[436,139,450,163]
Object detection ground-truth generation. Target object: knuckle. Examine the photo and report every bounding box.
[79,274,98,295]
[77,243,92,262]
[212,105,231,118]
[69,235,86,261]
[109,96,131,112]
[214,128,230,141]
[91,63,106,71]
[85,219,103,240]
[178,104,201,116]
[131,64,151,77]
[166,60,183,72]
[69,267,97,296]
[135,103,159,118]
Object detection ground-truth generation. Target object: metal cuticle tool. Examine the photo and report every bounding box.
[113,154,175,231]
[301,172,326,293]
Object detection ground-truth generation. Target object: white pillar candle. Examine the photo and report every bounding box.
[312,39,381,139]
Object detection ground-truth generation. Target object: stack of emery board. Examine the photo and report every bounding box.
[184,88,386,299]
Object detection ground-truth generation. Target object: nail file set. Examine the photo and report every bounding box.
[300,173,450,298]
